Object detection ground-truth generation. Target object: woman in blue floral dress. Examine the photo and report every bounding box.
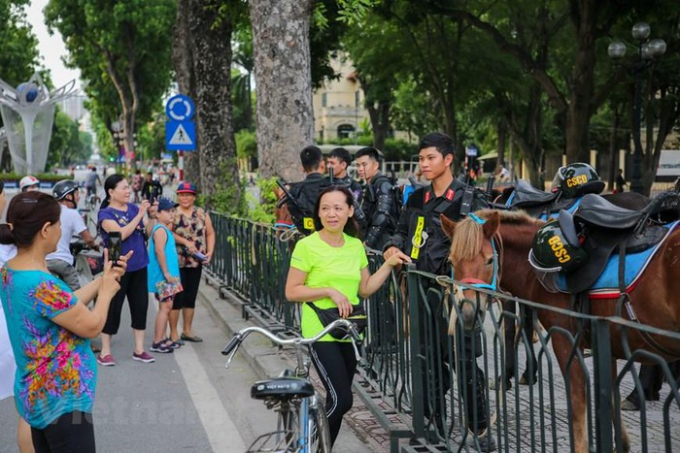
[0,192,127,452]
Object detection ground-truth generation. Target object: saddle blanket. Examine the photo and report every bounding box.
[555,220,680,299]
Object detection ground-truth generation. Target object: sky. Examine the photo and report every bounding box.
[26,0,82,90]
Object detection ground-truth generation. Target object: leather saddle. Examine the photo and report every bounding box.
[503,179,605,219]
[556,191,680,294]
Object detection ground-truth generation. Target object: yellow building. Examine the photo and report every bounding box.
[312,58,368,142]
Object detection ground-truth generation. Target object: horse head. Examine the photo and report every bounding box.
[441,211,501,332]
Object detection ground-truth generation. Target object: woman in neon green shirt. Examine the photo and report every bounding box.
[285,186,410,446]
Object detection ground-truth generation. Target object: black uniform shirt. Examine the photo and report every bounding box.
[385,178,488,274]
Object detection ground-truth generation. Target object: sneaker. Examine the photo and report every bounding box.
[132,351,155,363]
[150,342,173,353]
[97,354,116,366]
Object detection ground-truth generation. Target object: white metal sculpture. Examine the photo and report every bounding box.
[0,74,77,174]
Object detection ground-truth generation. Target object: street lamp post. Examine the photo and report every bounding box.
[608,22,666,194]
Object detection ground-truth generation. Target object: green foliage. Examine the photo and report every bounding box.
[318,135,374,147]
[382,138,414,161]
[0,1,40,88]
[135,111,166,161]
[45,0,175,139]
[47,110,90,168]
[201,162,247,216]
[235,129,257,159]
[0,172,73,182]
[246,177,278,224]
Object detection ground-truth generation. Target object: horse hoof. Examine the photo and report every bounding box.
[518,375,536,386]
[620,398,640,411]
[489,378,512,391]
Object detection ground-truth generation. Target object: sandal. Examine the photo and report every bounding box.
[164,338,181,349]
[181,333,203,343]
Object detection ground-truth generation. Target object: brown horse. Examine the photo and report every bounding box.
[440,209,680,453]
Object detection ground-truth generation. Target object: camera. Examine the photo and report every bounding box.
[108,231,122,265]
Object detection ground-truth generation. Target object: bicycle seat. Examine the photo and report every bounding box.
[251,377,315,400]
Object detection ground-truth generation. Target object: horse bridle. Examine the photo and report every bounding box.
[457,213,502,293]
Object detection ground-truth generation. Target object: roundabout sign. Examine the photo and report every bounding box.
[166,94,195,122]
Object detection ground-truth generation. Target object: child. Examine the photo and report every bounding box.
[148,197,184,353]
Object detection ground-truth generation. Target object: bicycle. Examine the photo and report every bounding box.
[70,238,103,288]
[85,191,100,212]
[222,319,362,453]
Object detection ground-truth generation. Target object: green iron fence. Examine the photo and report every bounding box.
[206,213,680,452]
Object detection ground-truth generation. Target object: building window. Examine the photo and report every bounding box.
[337,124,355,139]
[322,93,327,107]
[355,90,361,108]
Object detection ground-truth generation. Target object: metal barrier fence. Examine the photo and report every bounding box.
[207,213,680,452]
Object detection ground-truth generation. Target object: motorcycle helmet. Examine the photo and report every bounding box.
[551,163,603,198]
[529,219,587,273]
[53,180,79,201]
[19,175,40,191]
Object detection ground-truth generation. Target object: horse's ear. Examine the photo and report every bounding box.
[482,211,500,238]
[440,214,457,239]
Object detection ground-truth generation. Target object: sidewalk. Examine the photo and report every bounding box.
[197,275,398,452]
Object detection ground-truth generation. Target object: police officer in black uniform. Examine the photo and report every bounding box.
[384,132,493,449]
[356,147,398,250]
[285,146,331,235]
[327,147,367,232]
[327,147,362,201]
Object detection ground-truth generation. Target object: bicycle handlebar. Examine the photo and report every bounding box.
[222,319,363,367]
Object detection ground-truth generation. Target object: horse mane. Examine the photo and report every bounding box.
[449,209,538,263]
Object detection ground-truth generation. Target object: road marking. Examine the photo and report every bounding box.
[151,298,246,451]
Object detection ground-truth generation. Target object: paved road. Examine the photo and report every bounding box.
[0,288,371,452]
[0,297,271,452]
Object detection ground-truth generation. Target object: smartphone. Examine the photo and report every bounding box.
[108,231,121,265]
[192,251,207,262]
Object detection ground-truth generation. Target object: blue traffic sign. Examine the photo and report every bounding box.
[166,94,195,121]
[166,120,196,151]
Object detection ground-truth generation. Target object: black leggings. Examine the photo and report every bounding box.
[173,266,202,310]
[31,411,95,453]
[310,341,357,447]
[102,267,149,335]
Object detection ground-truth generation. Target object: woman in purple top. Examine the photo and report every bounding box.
[97,175,158,366]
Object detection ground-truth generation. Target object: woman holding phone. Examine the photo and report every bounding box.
[1,191,128,452]
[97,174,157,366]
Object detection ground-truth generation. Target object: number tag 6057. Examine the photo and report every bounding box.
[548,235,571,263]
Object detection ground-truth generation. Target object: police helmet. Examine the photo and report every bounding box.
[551,163,603,198]
[529,219,587,273]
[53,180,79,201]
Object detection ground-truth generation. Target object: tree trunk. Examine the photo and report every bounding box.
[188,0,241,213]
[607,102,619,191]
[172,0,200,184]
[496,120,506,170]
[367,101,390,152]
[250,0,315,182]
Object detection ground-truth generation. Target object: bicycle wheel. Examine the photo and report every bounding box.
[307,396,331,453]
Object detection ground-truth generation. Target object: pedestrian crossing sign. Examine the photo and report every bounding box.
[166,120,196,151]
